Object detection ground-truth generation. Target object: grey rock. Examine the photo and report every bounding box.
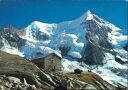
[85,84,97,90]
[16,85,24,90]
[27,85,36,90]
[7,76,21,84]
[0,85,4,90]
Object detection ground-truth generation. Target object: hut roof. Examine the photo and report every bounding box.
[32,52,62,61]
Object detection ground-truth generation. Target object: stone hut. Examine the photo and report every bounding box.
[32,53,62,72]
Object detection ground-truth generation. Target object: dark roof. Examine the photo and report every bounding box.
[32,53,62,61]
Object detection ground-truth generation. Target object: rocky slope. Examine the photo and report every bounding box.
[0,10,127,88]
[0,51,126,90]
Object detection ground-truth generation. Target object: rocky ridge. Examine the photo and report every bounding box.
[0,51,126,90]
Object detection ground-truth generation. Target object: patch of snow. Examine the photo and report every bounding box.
[114,48,128,59]
[85,10,93,20]
[68,51,82,59]
[32,21,56,35]
[92,53,127,87]
[23,21,57,42]
[1,47,24,57]
[8,76,21,84]
[93,67,127,87]
[20,43,60,59]
[105,23,121,32]
[108,31,127,47]
[60,33,78,44]
[116,55,127,62]
[104,53,127,69]
[62,58,87,72]
[0,38,24,57]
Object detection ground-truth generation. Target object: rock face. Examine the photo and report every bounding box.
[0,51,121,90]
[81,11,116,65]
[0,75,37,90]
[0,27,25,49]
[0,51,56,89]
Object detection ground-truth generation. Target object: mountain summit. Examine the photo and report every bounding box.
[85,10,94,20]
[0,10,127,87]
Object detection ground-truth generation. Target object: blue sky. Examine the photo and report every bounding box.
[0,0,127,30]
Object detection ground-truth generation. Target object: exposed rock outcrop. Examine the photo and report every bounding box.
[0,27,26,49]
[0,51,122,90]
[81,11,115,65]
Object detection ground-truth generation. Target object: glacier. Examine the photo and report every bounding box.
[0,10,127,87]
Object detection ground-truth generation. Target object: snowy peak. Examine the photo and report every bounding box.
[85,10,93,20]
[31,21,57,29]
[73,10,94,24]
[28,21,57,35]
[80,10,127,47]
[21,21,57,42]
[0,10,127,87]
[81,10,120,32]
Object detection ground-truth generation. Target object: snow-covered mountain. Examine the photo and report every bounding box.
[0,10,127,87]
